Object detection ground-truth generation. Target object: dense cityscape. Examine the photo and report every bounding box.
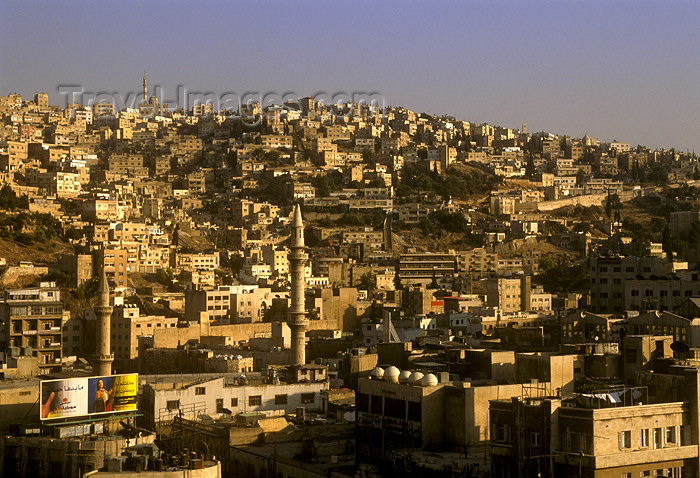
[2,0,700,476]
[0,80,699,477]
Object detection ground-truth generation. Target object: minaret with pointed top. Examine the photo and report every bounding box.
[143,72,148,102]
[288,204,308,365]
[93,269,114,376]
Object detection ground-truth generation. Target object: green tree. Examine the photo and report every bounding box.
[662,224,672,260]
[535,258,589,294]
[573,221,591,233]
[605,193,622,222]
[0,185,28,210]
[430,210,469,233]
[357,272,376,291]
[155,268,175,286]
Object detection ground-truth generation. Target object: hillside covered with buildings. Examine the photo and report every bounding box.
[1,88,700,477]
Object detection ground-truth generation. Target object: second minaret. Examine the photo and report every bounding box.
[288,204,308,366]
[93,269,114,376]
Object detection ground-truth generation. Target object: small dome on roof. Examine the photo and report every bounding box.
[384,366,400,383]
[420,373,439,387]
[370,367,384,378]
[398,370,412,383]
[408,371,424,384]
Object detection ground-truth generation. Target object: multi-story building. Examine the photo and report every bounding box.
[590,256,700,313]
[0,282,68,373]
[490,385,698,478]
[356,366,558,471]
[94,247,129,287]
[230,287,280,324]
[396,202,438,224]
[427,144,457,170]
[185,287,233,323]
[486,276,552,313]
[141,367,329,429]
[172,252,220,272]
[398,253,457,287]
[110,305,178,372]
[261,245,289,280]
[457,248,498,277]
[627,311,700,348]
[341,229,384,253]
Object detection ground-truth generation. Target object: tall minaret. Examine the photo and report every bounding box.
[288,204,308,365]
[143,72,148,102]
[93,269,114,376]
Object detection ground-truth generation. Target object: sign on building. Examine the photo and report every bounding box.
[40,374,138,420]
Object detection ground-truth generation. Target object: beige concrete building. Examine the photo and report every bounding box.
[0,283,67,373]
[356,369,552,467]
[398,253,457,287]
[486,276,552,313]
[94,248,129,287]
[490,392,697,478]
[628,311,700,348]
[142,371,329,429]
[172,252,220,272]
[110,305,178,371]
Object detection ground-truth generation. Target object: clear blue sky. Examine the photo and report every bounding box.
[1,0,698,151]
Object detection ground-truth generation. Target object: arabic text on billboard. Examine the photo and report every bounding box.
[40,374,138,420]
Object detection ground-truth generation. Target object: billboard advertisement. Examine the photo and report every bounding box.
[40,374,138,420]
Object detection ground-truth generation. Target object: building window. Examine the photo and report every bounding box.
[301,393,315,404]
[640,428,649,447]
[494,424,511,444]
[653,428,662,449]
[230,398,238,407]
[666,426,677,445]
[216,398,224,413]
[195,387,205,395]
[249,395,262,406]
[529,430,541,447]
[275,394,288,405]
[167,400,180,410]
[407,400,421,422]
[618,430,631,449]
